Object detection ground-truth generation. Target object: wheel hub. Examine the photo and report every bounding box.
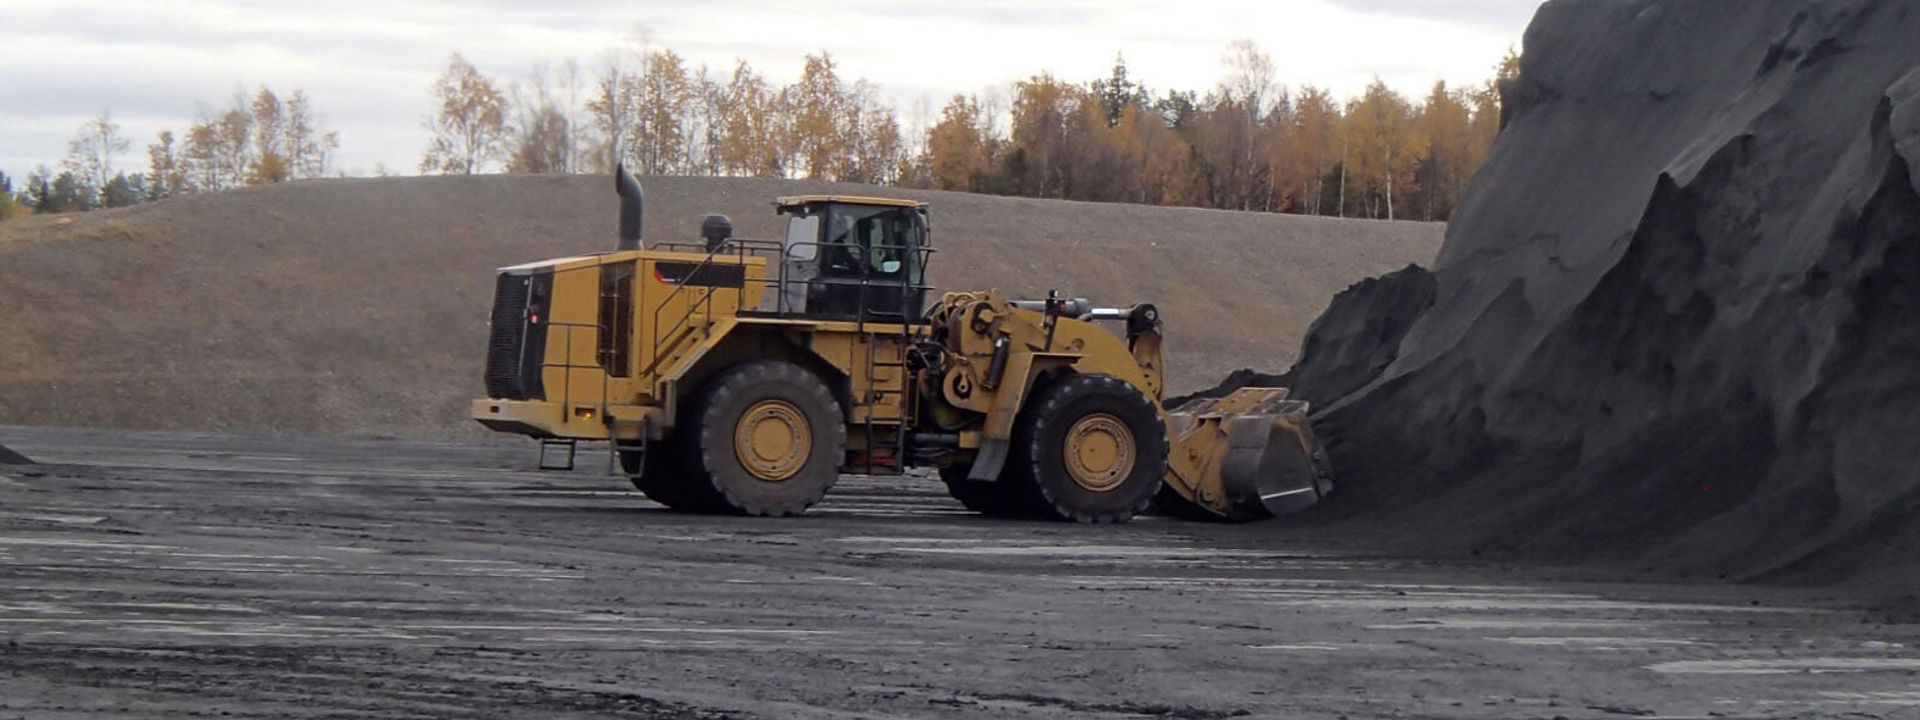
[734,399,811,482]
[1063,413,1135,492]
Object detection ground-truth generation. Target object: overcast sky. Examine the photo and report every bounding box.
[1,0,1541,178]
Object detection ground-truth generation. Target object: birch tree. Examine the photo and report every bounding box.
[422,53,509,174]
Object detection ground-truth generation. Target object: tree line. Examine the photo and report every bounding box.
[422,41,1518,222]
[3,40,1516,224]
[1,87,338,220]
[418,50,910,184]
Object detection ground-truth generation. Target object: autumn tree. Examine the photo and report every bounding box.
[688,66,726,176]
[507,103,572,174]
[62,109,129,202]
[145,131,184,200]
[783,53,855,179]
[630,49,695,174]
[284,90,339,179]
[1413,82,1472,220]
[170,102,253,192]
[1139,106,1205,205]
[925,94,995,191]
[584,88,622,171]
[1345,78,1427,219]
[1269,86,1340,214]
[711,61,782,177]
[178,120,224,191]
[1187,95,1266,211]
[505,64,577,174]
[144,87,337,197]
[1466,47,1521,178]
[387,40,1516,221]
[0,170,19,220]
[848,82,907,184]
[1005,73,1083,197]
[586,52,636,170]
[212,105,253,187]
[422,53,509,174]
[1058,91,1123,201]
[248,88,292,184]
[1208,40,1280,210]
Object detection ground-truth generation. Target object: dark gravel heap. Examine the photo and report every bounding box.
[1217,0,1920,588]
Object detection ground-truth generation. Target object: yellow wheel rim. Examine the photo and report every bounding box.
[734,399,811,482]
[1063,413,1134,493]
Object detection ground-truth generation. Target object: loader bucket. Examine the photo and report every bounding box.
[1159,388,1334,522]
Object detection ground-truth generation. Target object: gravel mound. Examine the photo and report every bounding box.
[0,175,1438,436]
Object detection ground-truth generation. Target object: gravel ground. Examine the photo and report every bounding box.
[1,425,1916,719]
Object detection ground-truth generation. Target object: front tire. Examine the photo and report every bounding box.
[622,444,725,512]
[685,360,845,516]
[939,464,1035,517]
[1010,374,1167,523]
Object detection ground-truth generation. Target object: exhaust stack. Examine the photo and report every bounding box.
[616,163,644,251]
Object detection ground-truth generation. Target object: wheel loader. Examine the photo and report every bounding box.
[471,168,1332,523]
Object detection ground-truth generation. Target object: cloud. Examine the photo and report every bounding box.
[1327,0,1543,34]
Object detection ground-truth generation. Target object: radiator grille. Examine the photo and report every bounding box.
[483,272,545,399]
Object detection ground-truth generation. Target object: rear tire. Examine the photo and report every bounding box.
[1010,374,1167,523]
[685,360,845,516]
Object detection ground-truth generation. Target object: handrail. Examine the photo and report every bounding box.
[644,242,752,376]
[634,237,937,397]
[652,239,937,315]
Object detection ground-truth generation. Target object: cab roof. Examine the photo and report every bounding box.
[775,194,927,210]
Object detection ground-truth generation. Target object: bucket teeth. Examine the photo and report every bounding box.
[1162,387,1333,521]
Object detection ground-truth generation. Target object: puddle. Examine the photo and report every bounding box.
[92,602,262,613]
[1491,636,1701,647]
[883,545,1294,559]
[1371,618,1696,630]
[835,536,997,544]
[168,552,331,561]
[1817,690,1920,706]
[0,513,107,525]
[0,603,84,615]
[1650,658,1920,674]
[1267,597,1803,614]
[0,537,178,550]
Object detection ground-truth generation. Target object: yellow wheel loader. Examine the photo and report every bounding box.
[472,168,1332,522]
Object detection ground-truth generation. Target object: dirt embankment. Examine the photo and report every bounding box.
[1202,0,1920,593]
[0,175,1439,437]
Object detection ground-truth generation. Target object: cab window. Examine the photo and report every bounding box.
[823,205,922,283]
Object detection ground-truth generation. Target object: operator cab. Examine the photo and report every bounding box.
[775,195,932,321]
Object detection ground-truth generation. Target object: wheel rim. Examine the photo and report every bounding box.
[734,399,811,482]
[1063,413,1135,493]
